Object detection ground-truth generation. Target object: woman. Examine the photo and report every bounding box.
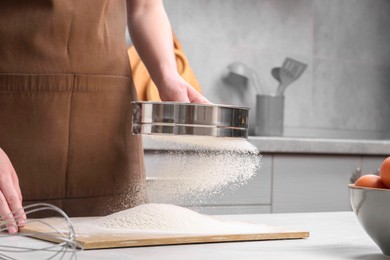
[0,0,208,234]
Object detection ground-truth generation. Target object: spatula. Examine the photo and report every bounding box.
[276,58,307,95]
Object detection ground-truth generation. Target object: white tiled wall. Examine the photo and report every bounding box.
[160,0,390,139]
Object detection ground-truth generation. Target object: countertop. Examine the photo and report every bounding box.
[2,211,387,260]
[142,135,390,155]
[248,136,390,155]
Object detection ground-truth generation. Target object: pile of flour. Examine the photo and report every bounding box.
[95,203,273,234]
[145,135,262,205]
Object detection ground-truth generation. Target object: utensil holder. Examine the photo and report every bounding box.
[255,95,284,136]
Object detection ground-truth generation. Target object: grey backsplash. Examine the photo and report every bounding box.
[160,0,390,140]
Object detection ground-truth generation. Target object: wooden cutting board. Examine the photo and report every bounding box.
[21,217,309,250]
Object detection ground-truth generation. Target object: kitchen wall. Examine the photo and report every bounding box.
[160,0,390,139]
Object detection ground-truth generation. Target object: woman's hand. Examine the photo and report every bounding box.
[157,72,210,104]
[0,148,26,234]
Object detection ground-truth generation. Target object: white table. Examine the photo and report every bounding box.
[1,212,386,260]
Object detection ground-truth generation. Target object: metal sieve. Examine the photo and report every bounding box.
[131,101,250,138]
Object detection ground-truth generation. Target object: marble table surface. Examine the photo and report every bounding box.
[1,211,388,260]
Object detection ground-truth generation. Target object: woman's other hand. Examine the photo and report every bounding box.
[0,148,26,234]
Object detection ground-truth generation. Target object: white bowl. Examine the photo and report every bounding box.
[349,184,390,256]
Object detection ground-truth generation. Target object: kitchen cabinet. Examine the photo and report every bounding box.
[361,155,387,175]
[271,154,360,213]
[143,136,390,215]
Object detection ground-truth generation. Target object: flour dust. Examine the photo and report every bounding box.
[144,135,262,206]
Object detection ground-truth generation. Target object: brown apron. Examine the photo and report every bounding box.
[0,0,146,217]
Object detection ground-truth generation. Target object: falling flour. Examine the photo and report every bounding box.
[94,203,274,234]
[82,137,264,235]
[145,135,262,205]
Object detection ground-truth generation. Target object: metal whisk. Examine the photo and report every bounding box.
[0,203,82,259]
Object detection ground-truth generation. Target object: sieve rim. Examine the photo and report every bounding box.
[131,101,250,110]
[131,101,250,138]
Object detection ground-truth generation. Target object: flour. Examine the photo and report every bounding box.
[145,135,262,205]
[93,137,263,235]
[96,203,221,233]
[95,203,274,234]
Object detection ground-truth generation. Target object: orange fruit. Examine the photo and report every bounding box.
[355,174,387,189]
[380,156,390,187]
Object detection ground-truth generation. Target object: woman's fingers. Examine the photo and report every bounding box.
[0,191,17,234]
[0,149,26,232]
[12,168,22,201]
[157,73,210,104]
[187,86,210,104]
[11,169,25,227]
[0,178,26,230]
